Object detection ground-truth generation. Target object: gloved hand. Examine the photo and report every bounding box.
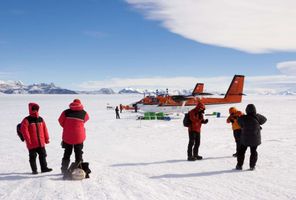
[203,119,209,124]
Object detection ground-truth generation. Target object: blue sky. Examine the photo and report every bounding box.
[0,0,296,91]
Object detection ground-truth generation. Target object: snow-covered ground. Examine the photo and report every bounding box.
[0,94,295,200]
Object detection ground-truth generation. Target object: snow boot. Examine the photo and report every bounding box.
[61,159,70,174]
[187,156,196,161]
[39,152,51,173]
[235,165,242,170]
[41,167,53,173]
[194,155,203,160]
[29,159,38,174]
[249,167,255,171]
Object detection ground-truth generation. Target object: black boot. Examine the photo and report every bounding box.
[41,168,53,173]
[40,156,52,173]
[235,165,242,170]
[38,148,52,173]
[40,158,52,173]
[30,160,38,174]
[187,156,196,161]
[194,155,203,160]
[81,162,91,178]
[29,150,38,174]
[61,159,70,174]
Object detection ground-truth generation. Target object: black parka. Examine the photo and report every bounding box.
[238,104,267,146]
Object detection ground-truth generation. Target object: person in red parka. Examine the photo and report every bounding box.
[187,102,208,161]
[21,103,52,174]
[58,99,89,173]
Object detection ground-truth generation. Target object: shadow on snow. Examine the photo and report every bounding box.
[111,156,233,167]
[111,159,186,167]
[150,169,244,179]
[0,172,60,181]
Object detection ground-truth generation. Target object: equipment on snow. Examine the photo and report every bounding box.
[71,168,86,180]
[63,161,91,180]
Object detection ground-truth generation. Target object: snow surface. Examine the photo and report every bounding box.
[0,94,296,200]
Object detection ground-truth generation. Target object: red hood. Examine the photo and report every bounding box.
[29,103,39,118]
[69,101,84,111]
[194,103,205,113]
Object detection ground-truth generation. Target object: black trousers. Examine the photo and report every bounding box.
[187,131,201,157]
[233,129,241,154]
[29,147,48,172]
[61,142,84,172]
[237,145,258,168]
[116,112,120,119]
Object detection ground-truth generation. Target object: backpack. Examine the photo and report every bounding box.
[183,113,191,127]
[16,123,25,142]
[63,161,91,180]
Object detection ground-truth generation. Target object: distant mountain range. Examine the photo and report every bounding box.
[0,80,119,94]
[0,81,77,94]
[0,80,295,95]
[79,88,116,94]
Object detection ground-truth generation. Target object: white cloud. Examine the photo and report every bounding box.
[126,0,296,53]
[277,61,296,75]
[77,75,296,94]
[79,76,204,90]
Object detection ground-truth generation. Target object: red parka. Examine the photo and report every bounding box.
[21,103,49,150]
[188,103,207,133]
[58,99,89,144]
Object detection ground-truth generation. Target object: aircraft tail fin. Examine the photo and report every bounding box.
[224,75,245,103]
[192,83,204,95]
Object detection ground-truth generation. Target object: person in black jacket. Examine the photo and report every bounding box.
[115,106,120,119]
[236,104,267,170]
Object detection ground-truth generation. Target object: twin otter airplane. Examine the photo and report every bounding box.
[136,75,245,114]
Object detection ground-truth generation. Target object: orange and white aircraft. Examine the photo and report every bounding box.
[121,82,205,111]
[136,75,245,113]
